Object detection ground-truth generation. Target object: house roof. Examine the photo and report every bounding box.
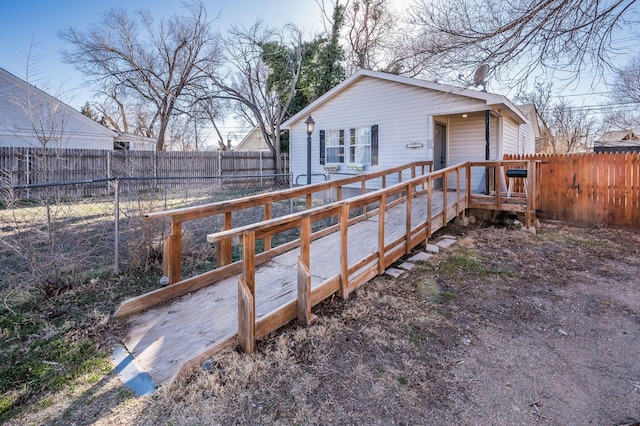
[516,103,541,138]
[596,130,638,143]
[0,67,117,138]
[234,126,270,151]
[282,69,529,129]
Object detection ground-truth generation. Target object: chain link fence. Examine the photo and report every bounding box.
[0,173,291,296]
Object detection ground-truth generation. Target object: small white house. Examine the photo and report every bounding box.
[234,127,270,151]
[282,69,536,191]
[0,67,155,151]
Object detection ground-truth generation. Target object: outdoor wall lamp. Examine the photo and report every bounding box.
[305,115,315,185]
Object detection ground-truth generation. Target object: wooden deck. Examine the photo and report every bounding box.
[116,160,539,386]
[123,190,457,385]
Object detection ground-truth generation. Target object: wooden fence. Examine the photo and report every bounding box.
[0,147,285,187]
[505,152,640,228]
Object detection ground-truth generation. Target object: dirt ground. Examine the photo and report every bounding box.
[11,221,640,425]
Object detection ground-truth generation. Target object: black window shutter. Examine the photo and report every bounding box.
[371,125,378,165]
[319,130,325,165]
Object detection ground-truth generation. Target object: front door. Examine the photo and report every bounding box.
[434,123,446,171]
[434,123,446,189]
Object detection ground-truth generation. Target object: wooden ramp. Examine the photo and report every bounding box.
[117,160,539,386]
[123,190,457,385]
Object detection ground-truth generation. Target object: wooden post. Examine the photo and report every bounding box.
[339,204,350,299]
[217,212,233,267]
[494,163,501,210]
[456,166,461,214]
[306,193,312,209]
[238,231,256,353]
[238,277,255,354]
[526,160,536,228]
[466,162,472,206]
[405,183,412,253]
[264,203,272,252]
[164,220,182,284]
[427,175,433,239]
[297,256,316,324]
[378,194,386,273]
[442,171,448,227]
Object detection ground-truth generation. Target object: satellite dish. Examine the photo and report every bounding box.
[473,64,490,91]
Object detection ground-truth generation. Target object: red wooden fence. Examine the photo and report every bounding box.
[505,153,640,228]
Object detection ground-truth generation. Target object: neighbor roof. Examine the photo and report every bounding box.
[282,69,529,129]
[597,130,638,142]
[0,66,117,138]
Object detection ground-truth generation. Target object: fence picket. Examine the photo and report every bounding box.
[0,147,286,197]
[504,152,640,228]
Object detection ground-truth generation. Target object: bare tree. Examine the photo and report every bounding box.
[59,1,223,151]
[410,0,639,86]
[603,54,640,129]
[322,0,416,75]
[517,82,596,153]
[206,22,303,172]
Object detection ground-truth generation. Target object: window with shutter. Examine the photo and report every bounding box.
[371,125,378,165]
[320,125,377,168]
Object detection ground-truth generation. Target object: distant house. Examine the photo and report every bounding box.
[282,69,537,191]
[234,127,270,151]
[594,130,640,153]
[0,67,155,151]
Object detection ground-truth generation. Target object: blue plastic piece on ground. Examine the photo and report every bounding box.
[111,345,156,396]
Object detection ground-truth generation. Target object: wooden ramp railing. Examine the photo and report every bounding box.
[204,161,471,354]
[114,161,433,318]
[114,160,539,383]
[468,160,541,227]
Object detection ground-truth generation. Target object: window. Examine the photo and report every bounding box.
[114,141,130,150]
[349,127,371,164]
[326,130,345,163]
[320,125,378,167]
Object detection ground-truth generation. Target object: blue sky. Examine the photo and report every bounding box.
[0,0,324,107]
[0,0,637,139]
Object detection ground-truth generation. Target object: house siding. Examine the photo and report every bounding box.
[503,116,519,157]
[285,71,536,192]
[447,114,500,192]
[290,77,489,187]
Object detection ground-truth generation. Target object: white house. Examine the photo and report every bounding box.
[234,127,270,151]
[0,67,155,151]
[282,69,536,191]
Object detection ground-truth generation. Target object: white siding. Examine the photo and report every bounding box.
[447,114,499,192]
[502,116,519,156]
[289,77,489,186]
[518,120,536,154]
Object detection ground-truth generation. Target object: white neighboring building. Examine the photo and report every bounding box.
[0,67,155,151]
[282,69,536,191]
[234,127,270,151]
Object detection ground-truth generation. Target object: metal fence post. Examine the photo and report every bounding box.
[114,178,120,275]
[260,150,263,187]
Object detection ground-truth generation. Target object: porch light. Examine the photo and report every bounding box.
[305,115,315,135]
[462,113,468,118]
[305,115,315,185]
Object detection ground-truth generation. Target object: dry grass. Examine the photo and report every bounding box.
[5,221,640,425]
